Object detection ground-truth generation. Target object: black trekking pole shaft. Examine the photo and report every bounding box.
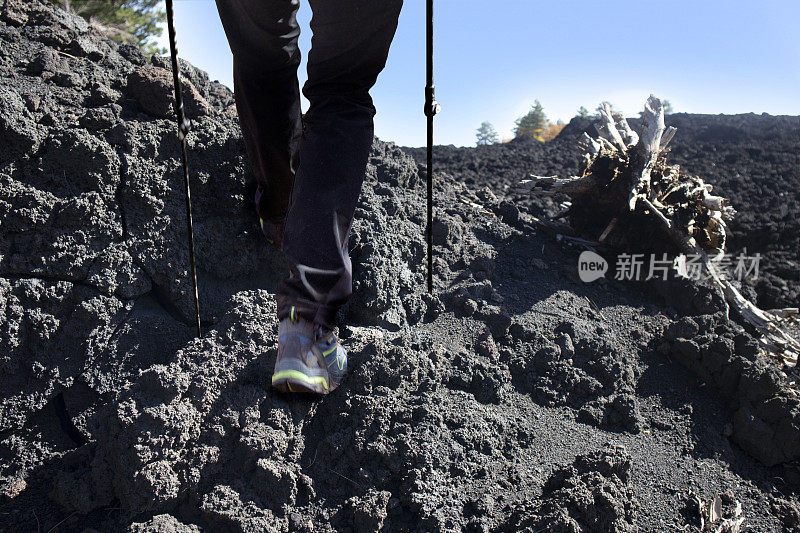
[166,0,202,338]
[424,0,436,294]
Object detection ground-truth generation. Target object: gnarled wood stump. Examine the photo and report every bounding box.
[517,96,798,367]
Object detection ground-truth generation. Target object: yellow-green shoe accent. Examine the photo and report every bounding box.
[260,218,275,245]
[272,369,329,391]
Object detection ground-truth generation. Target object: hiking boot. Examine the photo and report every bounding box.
[271,312,348,394]
[259,214,285,251]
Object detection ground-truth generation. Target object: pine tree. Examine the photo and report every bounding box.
[475,121,499,146]
[577,106,590,119]
[514,100,547,141]
[51,0,166,55]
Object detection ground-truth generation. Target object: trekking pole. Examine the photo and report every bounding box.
[166,0,202,338]
[424,0,440,293]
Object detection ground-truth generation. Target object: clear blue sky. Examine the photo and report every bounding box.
[157,1,800,147]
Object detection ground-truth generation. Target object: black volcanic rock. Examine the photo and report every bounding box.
[1,1,798,531]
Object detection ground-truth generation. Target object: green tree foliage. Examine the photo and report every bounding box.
[51,0,166,55]
[475,121,499,145]
[514,100,547,141]
[577,106,590,119]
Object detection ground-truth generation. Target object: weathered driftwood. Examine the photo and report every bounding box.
[692,491,745,532]
[646,200,799,367]
[627,96,665,209]
[516,174,596,196]
[518,95,799,367]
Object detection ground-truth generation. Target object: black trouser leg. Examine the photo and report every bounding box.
[214,0,301,222]
[278,0,403,329]
[216,0,403,329]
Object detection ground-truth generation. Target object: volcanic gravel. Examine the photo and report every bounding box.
[1,1,799,532]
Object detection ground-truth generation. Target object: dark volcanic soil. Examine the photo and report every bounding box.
[1,1,799,532]
[403,114,800,311]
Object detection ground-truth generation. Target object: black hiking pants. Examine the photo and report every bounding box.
[215,0,403,328]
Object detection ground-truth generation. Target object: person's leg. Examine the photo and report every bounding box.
[276,0,404,329]
[214,0,302,246]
